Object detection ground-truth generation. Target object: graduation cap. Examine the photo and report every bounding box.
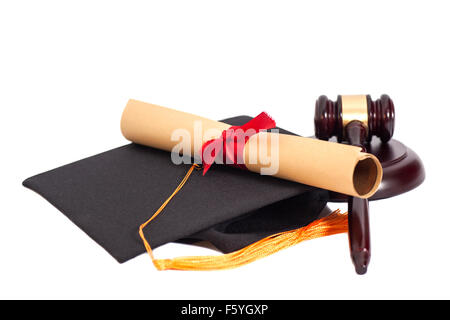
[23,113,351,270]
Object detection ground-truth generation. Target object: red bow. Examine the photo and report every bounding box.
[201,112,276,175]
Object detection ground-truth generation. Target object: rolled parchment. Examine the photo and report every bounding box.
[121,99,382,198]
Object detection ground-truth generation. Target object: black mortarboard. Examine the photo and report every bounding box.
[23,116,329,263]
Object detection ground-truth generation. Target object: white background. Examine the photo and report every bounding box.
[1,1,448,299]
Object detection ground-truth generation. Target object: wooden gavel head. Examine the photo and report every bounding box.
[315,94,395,145]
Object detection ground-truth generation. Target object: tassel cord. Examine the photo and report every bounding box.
[139,164,348,271]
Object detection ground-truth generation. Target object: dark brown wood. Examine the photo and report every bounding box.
[344,119,370,273]
[313,94,419,275]
[315,94,394,143]
[367,94,395,143]
[345,120,368,150]
[314,95,343,142]
[327,138,426,201]
[348,197,370,275]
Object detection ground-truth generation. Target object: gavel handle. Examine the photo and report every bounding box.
[348,197,370,274]
[345,121,371,275]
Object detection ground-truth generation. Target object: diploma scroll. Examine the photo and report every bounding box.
[121,99,382,198]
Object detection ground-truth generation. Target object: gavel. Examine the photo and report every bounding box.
[314,94,395,274]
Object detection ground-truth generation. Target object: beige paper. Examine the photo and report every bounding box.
[121,99,382,198]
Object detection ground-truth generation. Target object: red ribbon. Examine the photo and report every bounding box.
[201,112,276,175]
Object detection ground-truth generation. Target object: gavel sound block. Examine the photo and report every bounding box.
[314,94,425,274]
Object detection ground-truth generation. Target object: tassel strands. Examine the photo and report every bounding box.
[139,164,348,271]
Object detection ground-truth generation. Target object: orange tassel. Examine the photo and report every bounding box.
[139,164,348,271]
